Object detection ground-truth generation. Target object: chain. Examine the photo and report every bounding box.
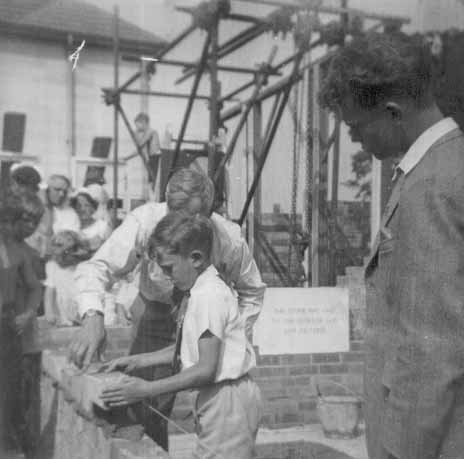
[305,59,313,283]
[288,75,300,272]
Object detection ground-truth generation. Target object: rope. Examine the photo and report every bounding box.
[141,401,226,459]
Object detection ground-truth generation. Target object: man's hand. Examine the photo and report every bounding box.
[100,376,153,407]
[68,313,106,370]
[14,310,34,335]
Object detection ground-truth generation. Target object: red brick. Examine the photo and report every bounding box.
[350,340,364,351]
[288,365,319,376]
[258,355,281,366]
[257,366,289,378]
[312,353,341,363]
[341,352,365,362]
[280,354,312,365]
[298,399,317,411]
[294,376,312,385]
[261,388,288,400]
[255,376,297,389]
[347,362,364,374]
[319,363,349,374]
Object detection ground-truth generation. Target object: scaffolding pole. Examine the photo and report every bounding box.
[112,5,119,226]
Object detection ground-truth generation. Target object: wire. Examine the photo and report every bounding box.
[141,401,226,459]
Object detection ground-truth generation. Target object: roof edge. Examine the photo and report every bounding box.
[0,22,167,55]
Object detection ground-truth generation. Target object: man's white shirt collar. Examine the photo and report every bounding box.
[396,117,459,177]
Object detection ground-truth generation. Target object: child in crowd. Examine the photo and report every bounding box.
[44,230,92,326]
[101,212,262,459]
[0,191,42,453]
[70,186,112,252]
[11,190,46,455]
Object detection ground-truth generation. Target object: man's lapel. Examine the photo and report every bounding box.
[365,172,405,273]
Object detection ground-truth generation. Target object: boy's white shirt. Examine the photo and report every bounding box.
[180,265,255,382]
[74,202,266,339]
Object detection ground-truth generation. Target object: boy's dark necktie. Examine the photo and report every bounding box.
[171,290,190,374]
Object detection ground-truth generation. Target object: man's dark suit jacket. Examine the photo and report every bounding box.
[364,126,464,459]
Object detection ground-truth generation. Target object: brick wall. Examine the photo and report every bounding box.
[38,350,171,459]
[171,266,367,432]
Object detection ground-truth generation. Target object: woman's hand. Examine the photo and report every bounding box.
[100,376,153,407]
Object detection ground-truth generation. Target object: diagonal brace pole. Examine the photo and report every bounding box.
[169,31,212,179]
[213,46,277,184]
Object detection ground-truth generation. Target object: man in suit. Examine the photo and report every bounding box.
[320,32,464,459]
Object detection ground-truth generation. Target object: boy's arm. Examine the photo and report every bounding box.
[101,332,220,406]
[103,345,175,373]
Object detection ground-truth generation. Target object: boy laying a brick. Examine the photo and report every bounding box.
[101,212,262,458]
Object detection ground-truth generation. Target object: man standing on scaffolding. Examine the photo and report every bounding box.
[134,112,162,195]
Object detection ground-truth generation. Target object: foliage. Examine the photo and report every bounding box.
[343,149,372,201]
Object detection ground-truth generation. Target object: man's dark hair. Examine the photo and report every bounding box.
[148,211,213,259]
[320,32,436,111]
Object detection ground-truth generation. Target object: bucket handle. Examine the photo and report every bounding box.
[316,380,364,403]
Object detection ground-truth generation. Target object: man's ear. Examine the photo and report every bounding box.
[190,250,206,268]
[384,102,403,122]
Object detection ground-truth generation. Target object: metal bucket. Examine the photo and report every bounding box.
[316,383,363,439]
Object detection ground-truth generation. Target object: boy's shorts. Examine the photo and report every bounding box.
[193,374,262,459]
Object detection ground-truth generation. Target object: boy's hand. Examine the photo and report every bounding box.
[101,355,140,374]
[14,310,34,335]
[100,376,152,407]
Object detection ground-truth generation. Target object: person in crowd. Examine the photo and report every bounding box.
[101,212,262,459]
[0,191,42,454]
[320,31,464,459]
[26,174,80,260]
[11,190,45,456]
[134,112,161,190]
[69,167,265,450]
[86,182,112,227]
[9,163,42,195]
[44,230,92,327]
[71,186,112,252]
[134,112,161,159]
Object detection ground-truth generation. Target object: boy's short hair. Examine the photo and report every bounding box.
[166,168,215,216]
[135,112,149,123]
[148,212,213,259]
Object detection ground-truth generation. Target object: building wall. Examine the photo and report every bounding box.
[0,35,166,202]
